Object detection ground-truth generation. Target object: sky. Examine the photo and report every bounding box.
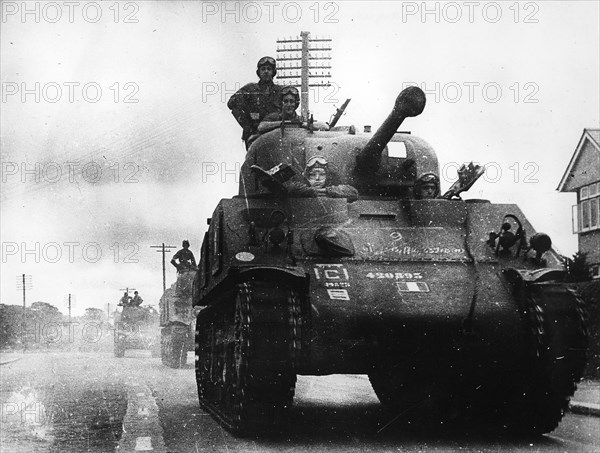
[1,0,599,316]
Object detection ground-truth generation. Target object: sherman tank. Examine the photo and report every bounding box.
[159,269,197,368]
[192,86,588,435]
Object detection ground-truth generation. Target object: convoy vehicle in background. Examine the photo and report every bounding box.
[160,269,197,368]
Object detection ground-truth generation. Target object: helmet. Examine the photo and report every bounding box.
[306,156,328,170]
[256,56,277,77]
[414,173,440,199]
[281,86,300,108]
[182,240,190,247]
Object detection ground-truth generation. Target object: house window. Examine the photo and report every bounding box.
[574,182,600,233]
[581,186,589,200]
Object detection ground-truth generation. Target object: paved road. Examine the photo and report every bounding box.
[1,351,598,452]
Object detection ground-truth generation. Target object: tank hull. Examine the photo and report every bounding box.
[193,195,587,434]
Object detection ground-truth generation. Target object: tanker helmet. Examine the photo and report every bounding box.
[256,56,277,77]
[281,86,300,108]
[306,156,328,170]
[414,173,440,199]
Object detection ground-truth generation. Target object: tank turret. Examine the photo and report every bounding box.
[240,86,435,198]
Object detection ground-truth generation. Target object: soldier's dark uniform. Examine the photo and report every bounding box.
[227,57,283,146]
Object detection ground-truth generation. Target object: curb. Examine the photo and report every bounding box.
[0,357,22,366]
[569,401,600,417]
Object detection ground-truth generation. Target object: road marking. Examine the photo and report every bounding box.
[135,437,152,451]
[118,383,166,453]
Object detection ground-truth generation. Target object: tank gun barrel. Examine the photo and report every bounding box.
[357,86,426,171]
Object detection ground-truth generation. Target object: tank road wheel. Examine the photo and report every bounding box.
[195,282,300,434]
[162,325,189,368]
[501,283,588,435]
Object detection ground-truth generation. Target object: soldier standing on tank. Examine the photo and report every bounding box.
[131,291,143,307]
[227,56,283,149]
[171,240,197,272]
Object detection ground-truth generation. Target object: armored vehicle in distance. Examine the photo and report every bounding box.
[192,87,588,435]
[159,269,196,368]
[113,305,160,358]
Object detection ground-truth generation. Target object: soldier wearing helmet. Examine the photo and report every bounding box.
[171,240,197,272]
[414,173,440,199]
[227,56,284,148]
[258,86,329,135]
[284,156,358,202]
[257,86,302,134]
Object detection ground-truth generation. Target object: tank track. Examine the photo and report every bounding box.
[195,281,301,434]
[503,281,589,434]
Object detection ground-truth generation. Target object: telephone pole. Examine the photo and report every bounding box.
[150,243,176,294]
[276,31,332,120]
[68,293,72,323]
[16,274,32,351]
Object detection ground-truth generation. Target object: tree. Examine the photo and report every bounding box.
[566,252,591,282]
[83,308,106,321]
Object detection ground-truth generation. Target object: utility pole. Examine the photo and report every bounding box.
[107,303,110,322]
[150,243,176,294]
[119,287,136,295]
[16,274,32,352]
[276,32,332,120]
[68,293,72,323]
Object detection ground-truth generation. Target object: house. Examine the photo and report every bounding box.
[558,128,600,278]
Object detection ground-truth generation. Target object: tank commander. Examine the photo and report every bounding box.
[171,240,197,272]
[413,173,440,199]
[118,292,131,307]
[131,291,143,307]
[285,156,358,202]
[257,86,329,135]
[227,56,283,149]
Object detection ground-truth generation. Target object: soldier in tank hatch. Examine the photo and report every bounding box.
[258,86,329,136]
[227,56,283,149]
[413,173,440,199]
[171,240,197,272]
[285,156,358,202]
[118,292,131,307]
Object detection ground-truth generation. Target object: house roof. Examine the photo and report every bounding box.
[557,128,600,192]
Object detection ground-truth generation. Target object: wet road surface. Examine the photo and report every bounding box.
[1,351,598,452]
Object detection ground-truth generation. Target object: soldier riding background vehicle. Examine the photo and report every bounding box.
[192,86,588,435]
[113,293,160,358]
